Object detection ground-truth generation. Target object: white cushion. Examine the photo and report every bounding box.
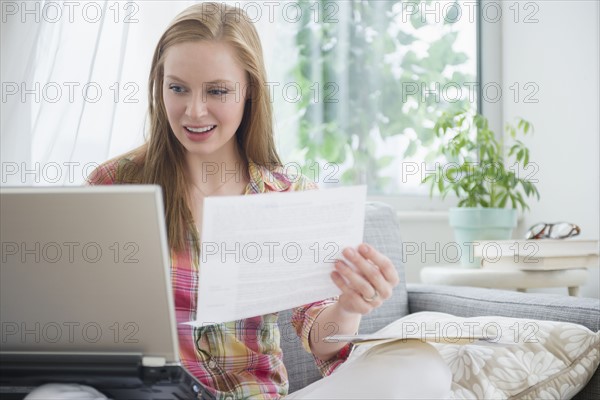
[371,312,600,400]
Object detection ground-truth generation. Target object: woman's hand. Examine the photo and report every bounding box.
[331,243,400,315]
[307,243,400,361]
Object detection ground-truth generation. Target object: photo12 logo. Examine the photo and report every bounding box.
[1,241,140,265]
[399,161,539,186]
[400,81,540,105]
[1,321,140,344]
[1,1,140,24]
[401,240,542,264]
[1,161,101,185]
[399,1,540,24]
[201,241,340,264]
[2,81,140,104]
[197,1,340,24]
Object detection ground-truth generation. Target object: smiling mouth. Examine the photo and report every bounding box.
[185,125,216,134]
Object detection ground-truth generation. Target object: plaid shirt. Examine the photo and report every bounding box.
[86,158,352,399]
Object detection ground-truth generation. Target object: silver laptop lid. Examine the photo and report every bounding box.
[0,186,179,364]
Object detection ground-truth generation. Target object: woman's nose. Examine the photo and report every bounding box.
[185,93,208,119]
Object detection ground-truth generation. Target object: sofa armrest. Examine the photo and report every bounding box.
[407,283,600,332]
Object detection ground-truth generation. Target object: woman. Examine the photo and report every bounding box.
[28,3,451,399]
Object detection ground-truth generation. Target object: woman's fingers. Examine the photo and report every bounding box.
[331,245,401,315]
[331,267,372,314]
[341,246,396,300]
[334,260,379,301]
[357,244,400,287]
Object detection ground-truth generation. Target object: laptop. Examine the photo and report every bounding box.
[0,186,213,399]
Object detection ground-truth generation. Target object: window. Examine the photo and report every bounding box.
[256,0,479,195]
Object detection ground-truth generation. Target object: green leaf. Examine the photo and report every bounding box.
[498,192,509,208]
[410,9,428,29]
[404,140,418,158]
[340,169,356,184]
[377,176,393,188]
[377,156,395,168]
[397,31,417,45]
[509,194,516,209]
[320,133,343,161]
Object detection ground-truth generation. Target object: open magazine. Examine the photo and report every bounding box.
[325,333,493,346]
[326,312,514,347]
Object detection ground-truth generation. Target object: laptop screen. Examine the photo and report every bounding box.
[1,186,179,364]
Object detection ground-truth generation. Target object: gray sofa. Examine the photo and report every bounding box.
[279,202,600,399]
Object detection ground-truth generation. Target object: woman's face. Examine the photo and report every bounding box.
[162,40,248,161]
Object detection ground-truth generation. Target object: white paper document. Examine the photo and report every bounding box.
[187,185,367,326]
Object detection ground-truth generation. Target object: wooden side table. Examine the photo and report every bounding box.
[420,266,588,296]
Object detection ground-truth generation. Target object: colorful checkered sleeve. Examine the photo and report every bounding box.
[85,157,137,185]
[290,298,354,376]
[85,160,118,185]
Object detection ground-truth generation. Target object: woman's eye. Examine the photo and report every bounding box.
[208,88,228,96]
[169,85,185,94]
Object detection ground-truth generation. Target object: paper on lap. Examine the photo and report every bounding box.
[184,185,367,327]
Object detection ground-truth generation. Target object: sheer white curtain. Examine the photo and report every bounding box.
[1,1,198,185]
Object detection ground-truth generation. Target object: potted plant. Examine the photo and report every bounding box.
[422,109,540,267]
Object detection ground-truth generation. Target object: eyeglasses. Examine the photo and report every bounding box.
[525,222,581,240]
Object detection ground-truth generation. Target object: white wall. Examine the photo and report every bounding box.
[394,0,600,299]
[501,0,600,297]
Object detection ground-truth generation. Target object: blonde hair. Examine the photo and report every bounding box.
[114,2,281,253]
